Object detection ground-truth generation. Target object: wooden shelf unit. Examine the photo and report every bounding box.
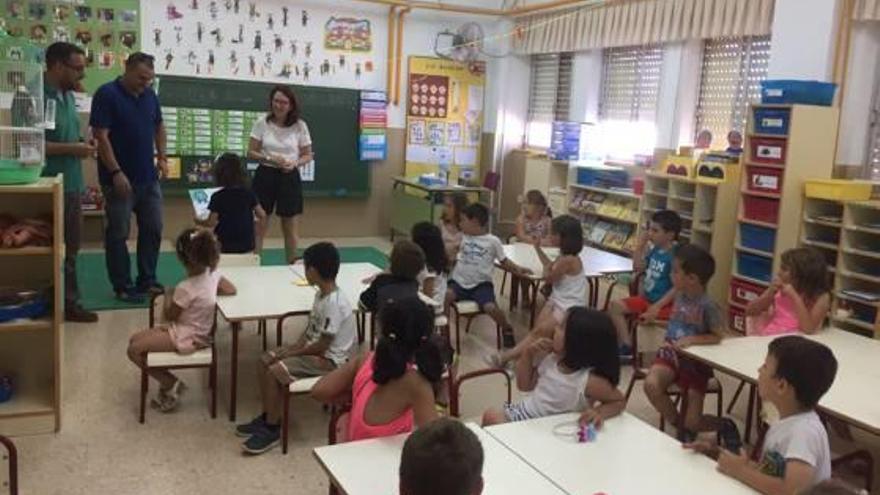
[730,104,839,334]
[640,169,741,308]
[0,177,64,436]
[568,182,641,256]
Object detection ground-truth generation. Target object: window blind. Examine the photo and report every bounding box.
[526,52,573,147]
[694,36,771,148]
[869,104,880,180]
[599,45,664,123]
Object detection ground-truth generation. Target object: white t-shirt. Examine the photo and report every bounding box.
[451,233,506,289]
[168,270,221,353]
[759,410,832,485]
[250,117,312,166]
[418,268,448,313]
[302,288,356,366]
[520,354,591,418]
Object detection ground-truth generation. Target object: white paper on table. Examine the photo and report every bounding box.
[454,147,477,166]
[300,160,315,182]
[188,187,221,220]
[468,86,484,113]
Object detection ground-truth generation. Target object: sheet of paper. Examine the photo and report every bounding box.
[468,85,484,113]
[409,120,426,144]
[406,145,436,164]
[188,187,221,220]
[454,147,478,166]
[300,160,315,182]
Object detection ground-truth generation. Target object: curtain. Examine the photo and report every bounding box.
[854,0,880,20]
[514,0,776,54]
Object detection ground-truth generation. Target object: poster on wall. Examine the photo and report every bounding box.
[0,0,140,93]
[404,56,486,184]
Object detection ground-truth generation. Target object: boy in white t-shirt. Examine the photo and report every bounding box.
[687,335,837,494]
[445,203,530,348]
[236,242,356,455]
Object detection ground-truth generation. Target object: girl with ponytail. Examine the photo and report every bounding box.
[312,296,443,441]
[127,228,236,413]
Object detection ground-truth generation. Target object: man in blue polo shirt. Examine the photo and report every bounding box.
[90,52,168,303]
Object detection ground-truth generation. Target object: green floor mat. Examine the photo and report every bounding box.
[78,247,388,312]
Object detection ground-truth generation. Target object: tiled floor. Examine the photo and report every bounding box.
[9,237,879,494]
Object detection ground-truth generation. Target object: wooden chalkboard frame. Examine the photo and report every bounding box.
[155,75,369,198]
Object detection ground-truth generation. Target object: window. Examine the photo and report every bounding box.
[526,52,572,148]
[694,35,771,148]
[868,78,880,180]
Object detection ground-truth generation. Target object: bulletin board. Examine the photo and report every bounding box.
[404,56,486,183]
[0,0,141,93]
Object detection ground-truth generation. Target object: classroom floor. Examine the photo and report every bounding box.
[11,237,880,494]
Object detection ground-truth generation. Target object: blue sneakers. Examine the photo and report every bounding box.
[242,424,281,455]
[235,413,267,438]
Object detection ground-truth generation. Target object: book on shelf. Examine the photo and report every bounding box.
[588,221,613,244]
[840,289,880,302]
[604,223,633,250]
[622,232,638,253]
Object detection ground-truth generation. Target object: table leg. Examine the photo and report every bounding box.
[529,281,539,328]
[587,278,598,308]
[745,383,756,444]
[509,273,519,311]
[229,321,241,422]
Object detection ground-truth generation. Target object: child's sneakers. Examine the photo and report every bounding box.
[235,413,267,438]
[618,344,633,363]
[501,327,516,349]
[151,380,186,413]
[718,417,743,454]
[242,424,281,454]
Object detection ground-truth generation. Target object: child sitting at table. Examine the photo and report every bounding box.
[482,307,624,427]
[686,336,837,494]
[608,210,681,358]
[440,192,468,261]
[513,189,553,307]
[195,153,267,254]
[642,244,724,441]
[400,418,484,495]
[360,240,425,313]
[236,242,357,454]
[746,247,831,335]
[445,203,531,348]
[127,228,237,413]
[411,222,449,314]
[489,215,586,367]
[311,296,443,441]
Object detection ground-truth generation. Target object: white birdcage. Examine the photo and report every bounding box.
[0,36,49,184]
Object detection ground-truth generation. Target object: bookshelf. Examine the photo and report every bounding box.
[568,183,641,256]
[0,177,64,436]
[728,104,839,333]
[640,170,741,308]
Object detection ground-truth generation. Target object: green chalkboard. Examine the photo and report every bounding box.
[155,75,369,198]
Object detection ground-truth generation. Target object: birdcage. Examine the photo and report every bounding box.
[0,31,48,184]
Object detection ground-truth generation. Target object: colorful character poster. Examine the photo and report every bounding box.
[404,56,486,185]
[323,17,372,52]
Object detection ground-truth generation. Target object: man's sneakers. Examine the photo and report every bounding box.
[65,304,98,323]
[116,287,146,304]
[242,424,281,454]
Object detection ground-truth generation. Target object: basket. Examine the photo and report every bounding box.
[804,180,873,201]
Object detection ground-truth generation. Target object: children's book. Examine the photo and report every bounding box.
[188,187,221,220]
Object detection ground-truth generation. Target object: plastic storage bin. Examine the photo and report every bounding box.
[730,278,766,307]
[753,108,791,135]
[804,180,874,201]
[729,306,747,334]
[750,137,787,165]
[737,252,773,282]
[740,224,776,252]
[760,80,837,106]
[742,195,780,224]
[746,166,784,195]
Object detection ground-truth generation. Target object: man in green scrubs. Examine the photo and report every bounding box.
[43,42,98,322]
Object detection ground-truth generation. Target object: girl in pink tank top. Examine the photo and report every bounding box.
[746,248,831,336]
[311,297,444,442]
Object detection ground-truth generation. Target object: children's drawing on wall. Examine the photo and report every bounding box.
[167,3,183,20]
[99,51,114,69]
[28,2,47,21]
[165,50,174,70]
[120,32,137,50]
[427,122,446,146]
[75,29,92,46]
[75,6,91,22]
[30,25,48,43]
[301,10,309,27]
[447,123,462,145]
[121,10,137,23]
[52,26,69,43]
[408,75,450,118]
[409,120,426,145]
[99,31,114,49]
[6,1,24,19]
[97,8,114,23]
[54,5,70,22]
[324,18,372,52]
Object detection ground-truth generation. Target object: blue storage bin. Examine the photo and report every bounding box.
[760,80,837,106]
[740,224,776,253]
[738,252,773,282]
[753,108,791,135]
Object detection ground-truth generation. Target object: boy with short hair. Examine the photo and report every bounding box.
[687,336,837,495]
[237,242,357,454]
[609,210,681,356]
[445,203,530,348]
[360,239,425,313]
[399,418,484,495]
[643,244,724,440]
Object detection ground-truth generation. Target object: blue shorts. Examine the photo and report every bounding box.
[448,280,496,308]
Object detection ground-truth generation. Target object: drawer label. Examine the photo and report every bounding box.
[752,175,780,190]
[762,118,784,128]
[756,145,783,159]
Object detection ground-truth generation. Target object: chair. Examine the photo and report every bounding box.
[141,292,218,423]
[449,368,512,418]
[0,435,17,495]
[325,403,353,495]
[217,254,268,349]
[450,301,501,353]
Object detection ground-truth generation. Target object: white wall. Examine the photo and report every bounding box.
[838,23,880,167]
[768,0,840,81]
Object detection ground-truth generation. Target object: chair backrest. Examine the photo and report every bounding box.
[482,171,500,192]
[0,435,17,495]
[218,253,261,268]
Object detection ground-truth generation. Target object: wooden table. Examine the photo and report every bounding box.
[217,263,381,421]
[681,329,880,437]
[313,422,567,495]
[500,243,633,324]
[389,176,489,241]
[486,413,758,495]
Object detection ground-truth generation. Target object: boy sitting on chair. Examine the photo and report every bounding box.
[236,242,356,454]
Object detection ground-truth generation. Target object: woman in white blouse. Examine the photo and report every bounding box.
[247,85,314,263]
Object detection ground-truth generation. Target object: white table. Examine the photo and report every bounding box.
[486,413,758,495]
[681,328,880,436]
[313,422,567,495]
[217,263,381,421]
